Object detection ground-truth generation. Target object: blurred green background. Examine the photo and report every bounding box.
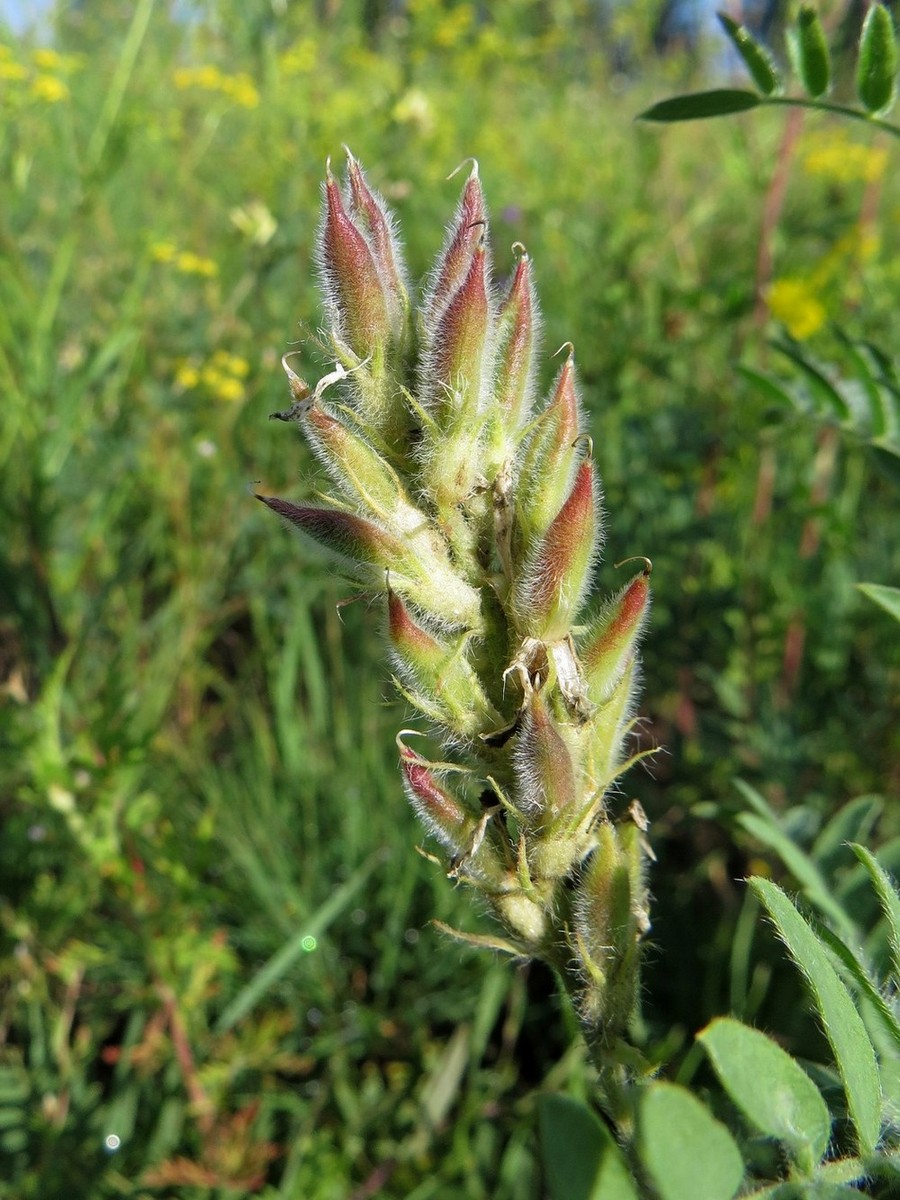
[1,1,898,1196]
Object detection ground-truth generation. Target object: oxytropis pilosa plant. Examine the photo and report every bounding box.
[258,152,653,1084]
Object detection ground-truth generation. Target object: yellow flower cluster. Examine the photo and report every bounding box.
[768,224,879,340]
[278,38,317,76]
[801,130,888,185]
[172,64,259,108]
[0,44,79,103]
[176,351,250,403]
[150,242,219,278]
[767,278,827,340]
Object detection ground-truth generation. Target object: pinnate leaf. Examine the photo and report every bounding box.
[850,843,900,984]
[789,7,832,98]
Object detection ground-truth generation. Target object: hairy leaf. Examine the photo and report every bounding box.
[751,879,883,1155]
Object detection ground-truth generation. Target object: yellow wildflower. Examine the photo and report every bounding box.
[200,366,245,402]
[219,72,259,108]
[175,251,218,278]
[31,74,69,103]
[212,350,250,378]
[802,131,887,184]
[767,277,827,340]
[212,375,246,402]
[279,38,317,76]
[0,60,28,81]
[150,240,178,263]
[32,48,63,71]
[175,363,201,389]
[229,200,277,247]
[392,88,434,133]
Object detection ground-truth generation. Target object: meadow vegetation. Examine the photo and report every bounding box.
[1,2,898,1196]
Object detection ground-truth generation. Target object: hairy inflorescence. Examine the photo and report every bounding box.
[259,151,654,1052]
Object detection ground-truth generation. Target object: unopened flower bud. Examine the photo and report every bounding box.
[513,688,577,820]
[515,350,582,546]
[512,459,600,642]
[256,494,407,578]
[320,161,391,359]
[574,821,648,1030]
[426,163,486,322]
[345,150,408,335]
[581,571,650,705]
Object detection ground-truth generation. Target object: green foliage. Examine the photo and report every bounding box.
[539,1093,637,1200]
[718,14,780,97]
[640,4,900,134]
[789,7,832,101]
[698,1018,831,1171]
[857,4,899,116]
[738,335,900,466]
[2,0,899,1195]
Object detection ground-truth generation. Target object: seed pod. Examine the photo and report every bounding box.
[399,745,504,884]
[512,459,600,642]
[789,6,831,98]
[319,161,391,359]
[856,3,897,115]
[493,248,539,435]
[425,241,491,417]
[717,14,780,96]
[388,589,498,736]
[574,821,648,1028]
[302,402,416,527]
[399,745,475,855]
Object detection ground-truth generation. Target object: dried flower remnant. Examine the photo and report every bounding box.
[259,153,654,1068]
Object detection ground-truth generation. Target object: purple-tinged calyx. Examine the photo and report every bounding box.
[345,150,408,336]
[426,241,491,417]
[512,459,599,642]
[320,161,391,360]
[426,162,487,324]
[513,688,577,821]
[581,571,650,705]
[515,349,582,545]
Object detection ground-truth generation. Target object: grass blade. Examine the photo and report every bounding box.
[214,849,386,1033]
